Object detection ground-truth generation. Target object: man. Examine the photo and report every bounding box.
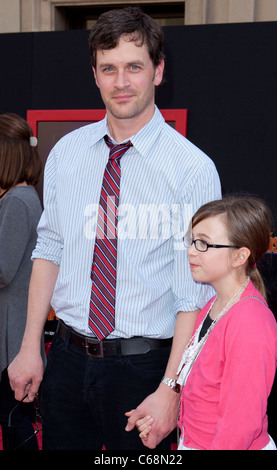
[8,7,221,450]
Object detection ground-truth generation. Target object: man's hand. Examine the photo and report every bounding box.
[125,383,179,449]
[8,350,44,402]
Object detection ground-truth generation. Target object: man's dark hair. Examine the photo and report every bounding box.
[88,7,164,68]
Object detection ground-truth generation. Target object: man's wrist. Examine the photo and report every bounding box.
[160,376,181,393]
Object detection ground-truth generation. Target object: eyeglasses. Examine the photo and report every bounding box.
[184,235,239,253]
[8,394,42,450]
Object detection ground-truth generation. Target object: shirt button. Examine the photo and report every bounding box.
[183,435,189,443]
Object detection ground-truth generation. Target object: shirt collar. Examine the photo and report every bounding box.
[87,114,109,148]
[131,106,165,159]
[87,106,165,158]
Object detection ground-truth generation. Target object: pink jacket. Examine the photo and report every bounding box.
[178,281,277,450]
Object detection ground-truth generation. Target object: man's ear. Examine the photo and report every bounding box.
[92,67,99,88]
[153,59,165,87]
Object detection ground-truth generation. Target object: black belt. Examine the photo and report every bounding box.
[57,321,172,358]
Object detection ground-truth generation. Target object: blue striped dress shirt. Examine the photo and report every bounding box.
[33,107,221,338]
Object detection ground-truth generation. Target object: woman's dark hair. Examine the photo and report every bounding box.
[88,7,164,69]
[0,113,41,189]
[191,195,273,299]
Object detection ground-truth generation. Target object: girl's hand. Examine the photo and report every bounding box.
[136,415,154,441]
[125,410,154,443]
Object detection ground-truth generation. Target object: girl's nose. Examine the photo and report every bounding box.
[187,243,197,256]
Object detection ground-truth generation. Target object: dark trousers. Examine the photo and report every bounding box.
[40,329,173,450]
[0,368,38,450]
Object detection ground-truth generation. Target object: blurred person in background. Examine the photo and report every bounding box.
[0,113,43,450]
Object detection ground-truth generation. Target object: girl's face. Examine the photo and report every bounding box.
[187,214,239,288]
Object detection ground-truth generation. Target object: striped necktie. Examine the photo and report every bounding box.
[88,135,132,340]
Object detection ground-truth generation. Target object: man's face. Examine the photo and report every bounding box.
[93,35,164,125]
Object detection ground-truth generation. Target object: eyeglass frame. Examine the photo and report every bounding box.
[7,393,42,450]
[184,235,239,253]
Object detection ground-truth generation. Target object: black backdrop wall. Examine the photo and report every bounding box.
[0,21,276,441]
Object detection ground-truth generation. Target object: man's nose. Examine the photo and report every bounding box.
[114,70,131,88]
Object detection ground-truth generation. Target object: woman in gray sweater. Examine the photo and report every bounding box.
[0,113,42,449]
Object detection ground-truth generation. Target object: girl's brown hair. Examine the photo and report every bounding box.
[0,113,41,189]
[191,195,272,299]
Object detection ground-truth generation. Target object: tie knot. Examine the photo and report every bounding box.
[104,135,132,161]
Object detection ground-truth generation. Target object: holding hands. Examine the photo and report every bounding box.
[125,384,179,448]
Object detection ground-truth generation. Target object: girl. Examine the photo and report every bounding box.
[136,196,277,450]
[0,113,42,449]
